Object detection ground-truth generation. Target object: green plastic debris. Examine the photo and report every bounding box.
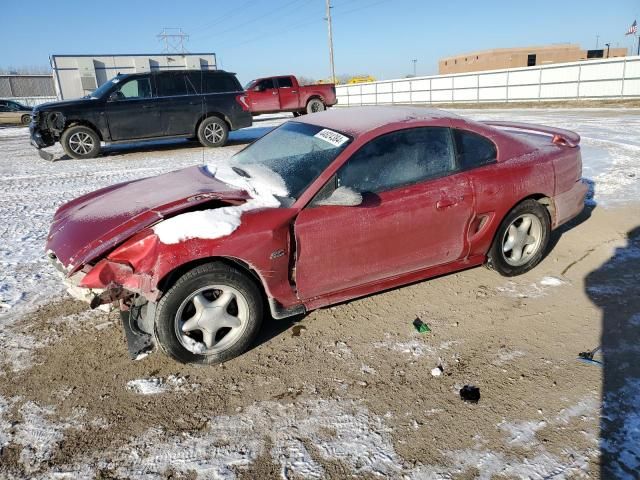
[413,317,431,333]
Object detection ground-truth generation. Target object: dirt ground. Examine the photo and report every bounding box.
[0,201,638,478]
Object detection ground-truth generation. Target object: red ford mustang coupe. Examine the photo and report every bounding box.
[46,106,587,364]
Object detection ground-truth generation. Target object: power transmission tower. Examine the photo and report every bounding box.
[325,0,336,84]
[157,28,190,54]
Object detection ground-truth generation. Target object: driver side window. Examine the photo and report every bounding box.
[116,78,152,99]
[337,127,456,194]
[257,79,275,90]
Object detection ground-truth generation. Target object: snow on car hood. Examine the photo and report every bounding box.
[152,162,289,244]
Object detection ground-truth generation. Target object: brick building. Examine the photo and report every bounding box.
[439,44,628,74]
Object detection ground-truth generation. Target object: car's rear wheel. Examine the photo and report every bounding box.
[488,199,550,277]
[154,262,263,365]
[21,114,31,126]
[197,116,229,148]
[306,98,325,114]
[61,125,101,159]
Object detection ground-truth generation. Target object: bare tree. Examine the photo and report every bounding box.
[297,76,317,86]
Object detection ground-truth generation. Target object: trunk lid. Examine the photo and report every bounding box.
[47,166,249,272]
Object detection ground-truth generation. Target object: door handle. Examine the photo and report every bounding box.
[291,90,297,93]
[436,196,462,210]
[272,91,278,95]
[142,104,155,109]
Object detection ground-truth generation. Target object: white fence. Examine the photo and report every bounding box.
[336,56,640,106]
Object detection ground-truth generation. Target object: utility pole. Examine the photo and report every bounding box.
[412,59,417,77]
[157,28,189,54]
[325,0,336,84]
[605,43,610,58]
[595,34,600,49]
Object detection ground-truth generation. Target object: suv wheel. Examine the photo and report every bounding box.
[488,199,551,277]
[154,262,263,365]
[306,98,325,114]
[61,125,101,159]
[197,116,229,148]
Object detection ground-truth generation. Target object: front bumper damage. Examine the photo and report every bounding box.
[50,254,156,358]
[30,112,63,161]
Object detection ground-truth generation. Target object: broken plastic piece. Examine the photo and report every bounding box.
[577,346,603,367]
[431,365,443,377]
[460,385,480,403]
[413,317,431,333]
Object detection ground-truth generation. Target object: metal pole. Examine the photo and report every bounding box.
[605,43,610,58]
[325,0,336,84]
[637,34,640,56]
[412,59,417,77]
[595,35,599,49]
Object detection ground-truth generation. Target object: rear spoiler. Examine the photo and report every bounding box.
[483,121,580,148]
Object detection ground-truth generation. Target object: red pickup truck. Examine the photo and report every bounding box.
[244,75,337,116]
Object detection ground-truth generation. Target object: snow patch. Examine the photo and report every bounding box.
[126,376,197,395]
[497,276,567,298]
[153,163,288,244]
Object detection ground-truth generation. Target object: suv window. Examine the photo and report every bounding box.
[257,78,275,90]
[453,129,497,170]
[203,74,239,93]
[185,72,202,94]
[337,127,455,194]
[116,78,152,99]
[277,77,293,88]
[156,74,187,97]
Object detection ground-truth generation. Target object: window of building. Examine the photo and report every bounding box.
[527,54,537,67]
[337,127,456,194]
[587,49,604,58]
[453,129,497,170]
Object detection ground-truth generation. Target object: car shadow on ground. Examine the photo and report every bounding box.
[584,225,640,477]
[545,178,596,261]
[54,126,276,161]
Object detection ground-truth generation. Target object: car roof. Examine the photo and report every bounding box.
[294,106,463,137]
[116,69,236,79]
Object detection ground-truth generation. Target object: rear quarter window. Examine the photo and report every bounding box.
[454,129,497,170]
[203,74,240,94]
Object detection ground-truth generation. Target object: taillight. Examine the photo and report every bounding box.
[236,94,249,111]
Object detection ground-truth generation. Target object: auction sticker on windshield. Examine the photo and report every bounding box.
[314,129,349,147]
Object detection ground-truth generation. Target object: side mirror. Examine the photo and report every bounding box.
[108,92,119,102]
[315,186,363,207]
[253,85,263,92]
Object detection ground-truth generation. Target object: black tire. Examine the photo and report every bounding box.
[488,199,551,277]
[306,98,325,114]
[154,262,263,365]
[21,114,31,126]
[197,116,229,148]
[61,125,101,159]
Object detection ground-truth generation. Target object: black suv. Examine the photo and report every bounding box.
[30,70,251,159]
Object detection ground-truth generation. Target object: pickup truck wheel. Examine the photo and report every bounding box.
[306,98,325,114]
[61,125,101,159]
[197,117,229,148]
[21,114,31,126]
[154,262,263,365]
[488,199,550,277]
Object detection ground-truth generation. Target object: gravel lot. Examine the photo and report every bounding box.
[0,109,639,479]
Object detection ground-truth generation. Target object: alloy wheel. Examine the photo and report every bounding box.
[68,132,94,155]
[204,122,224,144]
[174,285,249,355]
[501,213,543,266]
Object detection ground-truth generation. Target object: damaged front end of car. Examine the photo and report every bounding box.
[30,110,65,160]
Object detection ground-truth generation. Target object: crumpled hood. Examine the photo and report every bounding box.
[47,166,250,273]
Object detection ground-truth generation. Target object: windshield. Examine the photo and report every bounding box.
[244,80,256,90]
[229,122,351,201]
[88,76,125,99]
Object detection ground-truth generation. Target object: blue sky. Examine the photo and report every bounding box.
[2,0,639,83]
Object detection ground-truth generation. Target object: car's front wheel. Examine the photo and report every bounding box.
[21,114,31,126]
[61,125,101,159]
[197,116,229,148]
[488,199,551,277]
[154,262,263,365]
